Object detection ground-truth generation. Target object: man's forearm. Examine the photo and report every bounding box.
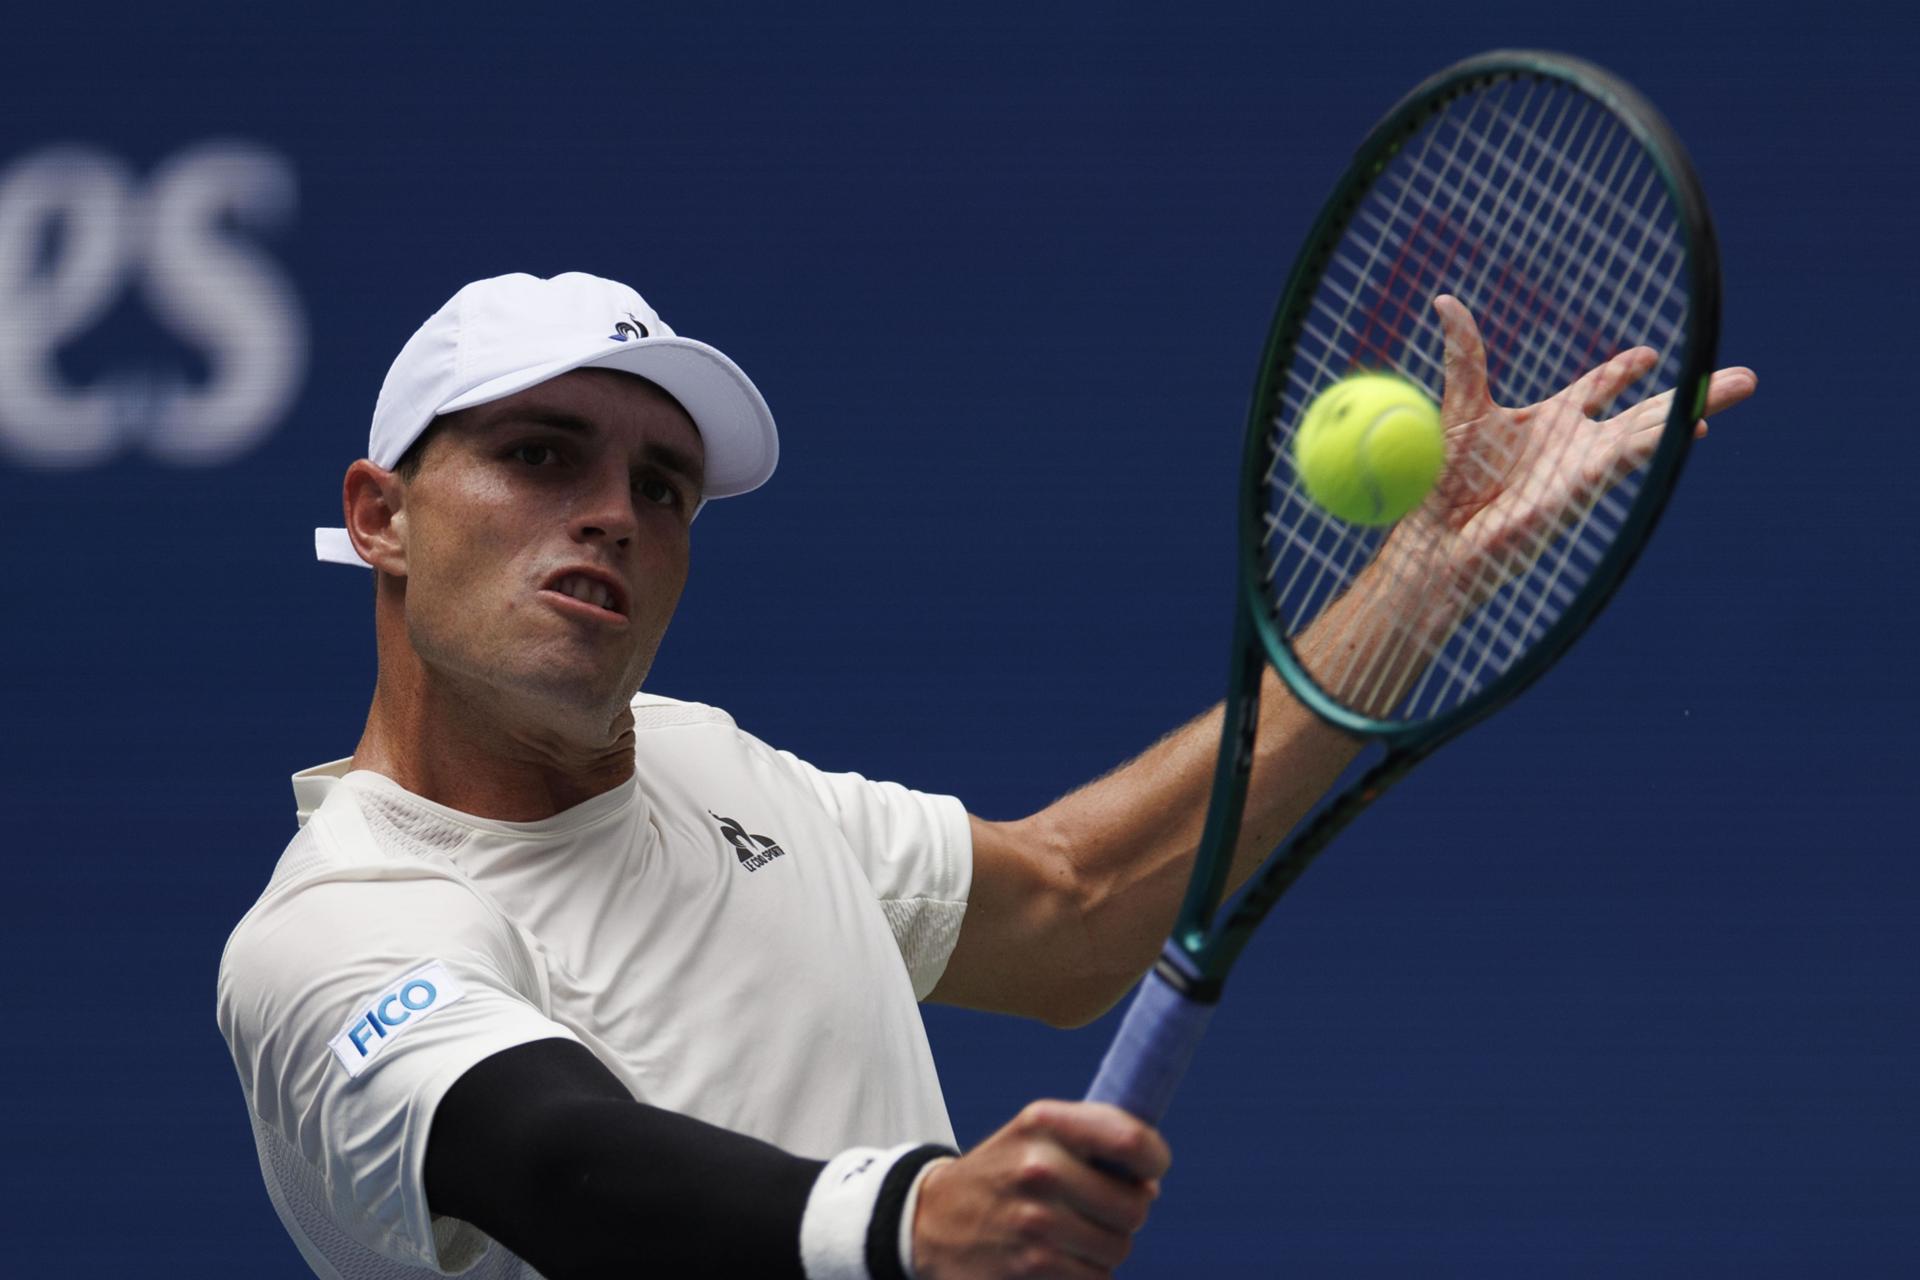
[952,563,1444,1025]
[427,1039,826,1277]
[1016,654,1362,1004]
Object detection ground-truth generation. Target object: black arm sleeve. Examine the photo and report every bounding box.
[423,1037,827,1279]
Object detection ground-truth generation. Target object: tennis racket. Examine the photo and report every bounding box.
[1085,50,1721,1122]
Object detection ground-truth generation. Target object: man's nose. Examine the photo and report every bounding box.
[569,464,638,548]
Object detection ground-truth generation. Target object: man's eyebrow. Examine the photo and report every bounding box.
[641,440,705,490]
[486,408,706,489]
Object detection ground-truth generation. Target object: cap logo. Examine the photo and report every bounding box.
[609,312,651,342]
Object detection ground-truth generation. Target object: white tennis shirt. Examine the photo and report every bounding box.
[216,693,973,1279]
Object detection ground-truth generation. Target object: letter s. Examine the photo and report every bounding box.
[139,140,305,465]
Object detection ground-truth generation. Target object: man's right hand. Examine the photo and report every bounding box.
[910,1100,1171,1279]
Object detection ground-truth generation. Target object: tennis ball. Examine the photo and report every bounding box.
[1291,373,1445,526]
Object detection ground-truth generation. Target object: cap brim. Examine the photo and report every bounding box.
[318,334,777,567]
[438,335,778,498]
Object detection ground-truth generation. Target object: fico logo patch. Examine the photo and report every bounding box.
[328,962,466,1078]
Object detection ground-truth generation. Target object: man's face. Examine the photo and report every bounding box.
[393,368,704,725]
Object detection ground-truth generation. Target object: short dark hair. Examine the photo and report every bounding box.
[392,418,445,482]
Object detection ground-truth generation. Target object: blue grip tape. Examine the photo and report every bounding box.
[1084,945,1218,1124]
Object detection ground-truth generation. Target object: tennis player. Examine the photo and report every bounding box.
[217,272,1755,1280]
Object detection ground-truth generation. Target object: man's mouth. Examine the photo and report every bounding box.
[542,570,628,619]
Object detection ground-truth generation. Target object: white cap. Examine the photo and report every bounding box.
[315,272,778,566]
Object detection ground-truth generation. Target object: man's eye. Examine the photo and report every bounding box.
[637,475,682,508]
[512,444,555,466]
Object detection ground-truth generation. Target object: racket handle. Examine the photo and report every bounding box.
[1084,945,1219,1124]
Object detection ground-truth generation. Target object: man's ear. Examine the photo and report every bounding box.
[342,459,409,576]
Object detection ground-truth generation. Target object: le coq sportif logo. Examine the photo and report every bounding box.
[709,812,787,873]
[608,311,650,341]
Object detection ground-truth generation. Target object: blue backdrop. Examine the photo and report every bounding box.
[3,3,1912,1275]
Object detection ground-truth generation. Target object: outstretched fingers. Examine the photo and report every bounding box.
[1616,364,1761,444]
[1569,346,1659,416]
[1689,365,1759,439]
[1702,365,1759,417]
[1433,294,1493,424]
[1586,363,1757,486]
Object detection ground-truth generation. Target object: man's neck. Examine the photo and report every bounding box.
[351,670,637,822]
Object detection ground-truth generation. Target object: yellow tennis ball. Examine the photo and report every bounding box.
[1291,373,1445,526]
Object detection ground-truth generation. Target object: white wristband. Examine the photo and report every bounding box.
[800,1142,954,1280]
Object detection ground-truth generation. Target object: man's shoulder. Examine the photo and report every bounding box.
[222,772,476,959]
[626,693,829,816]
[217,821,368,1001]
[628,690,739,735]
[216,780,508,997]
[627,691,785,783]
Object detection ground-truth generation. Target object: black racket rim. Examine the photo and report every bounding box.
[1169,51,1723,977]
[1240,49,1722,756]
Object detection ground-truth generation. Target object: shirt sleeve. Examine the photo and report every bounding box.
[772,750,974,1000]
[216,868,581,1272]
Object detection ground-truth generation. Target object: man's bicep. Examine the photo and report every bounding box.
[927,814,1095,1025]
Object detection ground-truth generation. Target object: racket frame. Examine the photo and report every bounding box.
[1168,48,1723,986]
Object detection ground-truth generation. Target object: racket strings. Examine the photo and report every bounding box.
[1260,73,1692,723]
[1321,82,1561,711]
[1259,87,1467,677]
[1407,110,1686,716]
[1277,83,1549,712]
[1383,92,1660,714]
[1340,90,1665,704]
